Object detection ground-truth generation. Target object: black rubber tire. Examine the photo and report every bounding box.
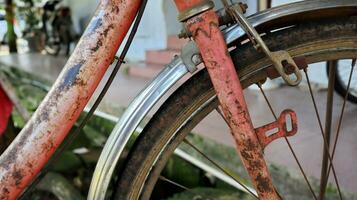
[114,17,357,200]
[327,62,357,104]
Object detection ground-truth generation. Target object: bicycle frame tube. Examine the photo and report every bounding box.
[0,0,141,199]
[174,1,280,199]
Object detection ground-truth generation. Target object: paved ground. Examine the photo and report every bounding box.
[1,53,356,193]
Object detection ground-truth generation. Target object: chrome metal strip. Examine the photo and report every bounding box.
[88,57,188,199]
[223,0,357,44]
[89,1,357,199]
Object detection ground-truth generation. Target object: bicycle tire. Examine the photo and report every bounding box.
[114,17,357,199]
[327,62,357,104]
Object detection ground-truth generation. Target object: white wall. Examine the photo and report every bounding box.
[63,0,99,34]
[124,0,166,61]
[68,0,166,62]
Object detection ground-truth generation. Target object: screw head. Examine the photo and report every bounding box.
[192,54,202,65]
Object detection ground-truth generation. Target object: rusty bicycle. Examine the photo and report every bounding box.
[0,0,357,199]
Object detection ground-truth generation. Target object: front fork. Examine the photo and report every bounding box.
[174,0,282,199]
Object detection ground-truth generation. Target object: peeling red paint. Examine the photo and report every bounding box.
[176,2,281,199]
[0,0,141,199]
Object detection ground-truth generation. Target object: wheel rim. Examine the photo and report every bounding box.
[118,32,357,200]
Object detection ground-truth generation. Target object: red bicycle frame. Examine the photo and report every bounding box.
[0,0,141,199]
[0,0,281,199]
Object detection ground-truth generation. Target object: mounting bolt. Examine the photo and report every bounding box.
[192,54,202,65]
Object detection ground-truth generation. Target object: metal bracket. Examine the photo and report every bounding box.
[255,109,298,150]
[222,1,302,86]
[180,41,202,73]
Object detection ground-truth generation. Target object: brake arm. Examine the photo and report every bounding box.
[222,0,302,86]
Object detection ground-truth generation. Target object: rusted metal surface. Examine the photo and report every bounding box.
[175,2,281,198]
[266,56,308,80]
[255,109,297,150]
[0,0,141,199]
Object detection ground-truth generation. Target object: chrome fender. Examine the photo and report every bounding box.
[88,0,357,199]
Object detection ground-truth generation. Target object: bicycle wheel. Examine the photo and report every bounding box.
[327,60,357,104]
[114,17,357,199]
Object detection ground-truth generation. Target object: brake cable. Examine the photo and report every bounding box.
[18,0,148,198]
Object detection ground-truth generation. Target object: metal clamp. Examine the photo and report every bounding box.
[222,1,302,86]
[180,41,202,73]
[178,0,215,22]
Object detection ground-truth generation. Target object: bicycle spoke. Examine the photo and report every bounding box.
[304,67,343,200]
[183,138,259,199]
[159,176,216,200]
[319,61,337,199]
[257,83,318,200]
[326,59,356,190]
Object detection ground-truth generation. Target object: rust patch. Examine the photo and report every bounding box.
[12,169,23,187]
[2,187,10,199]
[103,24,114,37]
[91,39,103,52]
[256,174,274,193]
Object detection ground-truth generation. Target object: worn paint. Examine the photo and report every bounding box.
[0,0,142,199]
[175,2,282,198]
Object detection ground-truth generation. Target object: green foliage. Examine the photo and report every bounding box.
[167,188,248,200]
[52,151,82,172]
[17,0,42,34]
[163,156,202,188]
[36,172,85,200]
